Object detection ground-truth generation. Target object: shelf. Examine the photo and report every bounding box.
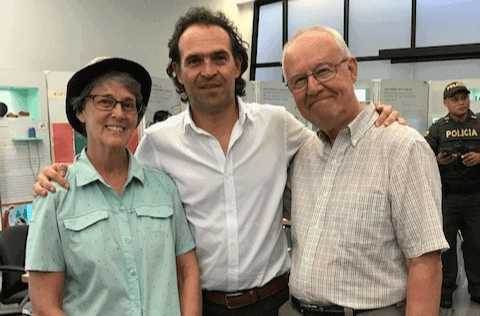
[12,137,44,142]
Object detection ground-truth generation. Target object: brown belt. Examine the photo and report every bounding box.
[203,272,289,309]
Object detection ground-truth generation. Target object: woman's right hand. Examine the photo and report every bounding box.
[34,163,70,197]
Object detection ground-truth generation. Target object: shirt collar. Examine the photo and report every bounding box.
[75,148,145,187]
[445,109,476,121]
[347,102,377,147]
[181,96,252,133]
[316,101,376,147]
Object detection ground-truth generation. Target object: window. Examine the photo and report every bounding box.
[250,0,480,81]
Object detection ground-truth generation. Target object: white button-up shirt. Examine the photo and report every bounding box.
[136,98,313,291]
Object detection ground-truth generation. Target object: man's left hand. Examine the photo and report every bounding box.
[462,152,480,167]
[373,101,407,127]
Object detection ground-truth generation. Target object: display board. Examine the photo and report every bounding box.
[0,69,51,204]
[1,203,32,227]
[245,81,307,126]
[378,79,429,134]
[142,77,184,131]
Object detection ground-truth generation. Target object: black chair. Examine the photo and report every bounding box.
[0,225,30,315]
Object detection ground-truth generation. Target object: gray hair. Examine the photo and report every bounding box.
[282,26,352,79]
[71,71,143,136]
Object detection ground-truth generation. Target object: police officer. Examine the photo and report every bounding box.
[425,81,480,310]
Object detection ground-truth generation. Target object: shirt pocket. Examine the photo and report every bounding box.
[134,205,174,242]
[63,211,109,231]
[62,210,110,251]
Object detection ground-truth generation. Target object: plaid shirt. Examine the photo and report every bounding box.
[286,102,449,309]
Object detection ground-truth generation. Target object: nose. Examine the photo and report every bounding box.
[201,59,218,78]
[306,74,324,97]
[111,102,126,117]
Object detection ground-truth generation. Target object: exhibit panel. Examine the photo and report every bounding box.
[141,76,185,132]
[378,79,429,134]
[0,69,52,204]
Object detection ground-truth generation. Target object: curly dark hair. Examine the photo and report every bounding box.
[167,7,249,103]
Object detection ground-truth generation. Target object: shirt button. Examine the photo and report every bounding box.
[125,238,132,244]
[331,159,337,165]
[129,269,136,276]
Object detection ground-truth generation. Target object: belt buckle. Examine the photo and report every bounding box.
[225,291,244,309]
[300,303,324,313]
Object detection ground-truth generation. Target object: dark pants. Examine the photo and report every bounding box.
[203,286,290,316]
[442,191,480,298]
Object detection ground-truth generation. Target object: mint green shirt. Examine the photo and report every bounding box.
[26,149,195,316]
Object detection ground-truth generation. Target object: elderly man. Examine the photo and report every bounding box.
[280,26,449,316]
[34,8,400,316]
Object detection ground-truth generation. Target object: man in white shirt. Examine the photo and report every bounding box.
[34,7,399,316]
[280,25,449,316]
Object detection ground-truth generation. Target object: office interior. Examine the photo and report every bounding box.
[0,0,479,315]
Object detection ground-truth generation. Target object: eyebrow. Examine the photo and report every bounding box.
[94,94,135,101]
[184,49,231,61]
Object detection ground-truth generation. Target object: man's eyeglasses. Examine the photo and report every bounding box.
[86,95,142,114]
[286,58,349,93]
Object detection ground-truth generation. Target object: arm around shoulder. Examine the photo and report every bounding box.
[33,163,69,197]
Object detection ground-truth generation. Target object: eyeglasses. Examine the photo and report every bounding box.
[86,95,142,113]
[286,58,349,93]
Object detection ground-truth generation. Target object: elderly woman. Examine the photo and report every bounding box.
[25,58,200,316]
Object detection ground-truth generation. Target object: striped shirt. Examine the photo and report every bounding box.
[287,102,449,309]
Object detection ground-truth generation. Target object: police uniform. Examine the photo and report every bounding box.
[425,110,480,303]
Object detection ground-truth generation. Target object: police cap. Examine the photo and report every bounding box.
[444,81,470,99]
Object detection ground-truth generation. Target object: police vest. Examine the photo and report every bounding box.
[436,115,480,186]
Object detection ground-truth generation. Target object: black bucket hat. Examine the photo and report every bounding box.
[66,57,152,136]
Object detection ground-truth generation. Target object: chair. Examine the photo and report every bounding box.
[0,225,30,315]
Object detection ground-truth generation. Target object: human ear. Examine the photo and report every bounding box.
[347,57,358,83]
[77,110,85,123]
[172,62,184,85]
[234,56,242,79]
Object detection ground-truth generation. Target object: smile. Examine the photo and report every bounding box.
[106,125,125,132]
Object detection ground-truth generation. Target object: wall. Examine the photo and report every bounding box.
[0,0,254,79]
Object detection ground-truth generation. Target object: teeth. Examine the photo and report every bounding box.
[106,126,124,132]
